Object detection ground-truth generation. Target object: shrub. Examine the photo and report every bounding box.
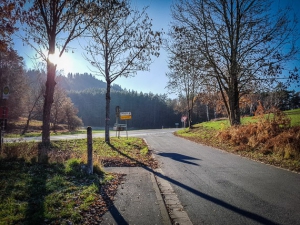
[217,107,299,160]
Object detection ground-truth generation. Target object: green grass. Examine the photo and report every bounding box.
[285,108,300,126]
[198,120,230,130]
[0,137,151,224]
[0,158,107,225]
[197,109,300,130]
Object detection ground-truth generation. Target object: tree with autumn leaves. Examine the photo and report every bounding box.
[0,0,25,52]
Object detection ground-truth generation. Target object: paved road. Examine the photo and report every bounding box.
[144,132,300,225]
[4,128,179,143]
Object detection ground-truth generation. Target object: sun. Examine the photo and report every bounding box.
[48,52,73,74]
[48,53,60,65]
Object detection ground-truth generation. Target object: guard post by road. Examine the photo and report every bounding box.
[87,126,93,174]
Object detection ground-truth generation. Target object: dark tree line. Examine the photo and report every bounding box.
[68,89,180,129]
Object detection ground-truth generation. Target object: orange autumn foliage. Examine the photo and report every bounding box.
[218,105,300,160]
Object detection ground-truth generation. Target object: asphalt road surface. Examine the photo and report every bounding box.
[3,128,179,143]
[144,132,300,225]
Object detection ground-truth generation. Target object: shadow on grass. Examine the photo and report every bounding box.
[23,143,50,223]
[108,143,280,225]
[25,163,47,224]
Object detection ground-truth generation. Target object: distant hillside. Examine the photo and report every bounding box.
[25,70,123,92]
[57,73,123,92]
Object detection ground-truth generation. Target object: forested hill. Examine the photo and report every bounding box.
[60,73,180,128]
[25,70,180,129]
[57,73,123,92]
[25,70,123,92]
[68,89,180,129]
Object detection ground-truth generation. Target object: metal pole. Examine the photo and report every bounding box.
[126,120,128,139]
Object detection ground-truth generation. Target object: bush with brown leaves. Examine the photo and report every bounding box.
[218,107,300,160]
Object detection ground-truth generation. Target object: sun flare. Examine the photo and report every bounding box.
[48,52,73,74]
[48,53,60,65]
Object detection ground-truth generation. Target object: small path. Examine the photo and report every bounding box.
[102,167,171,225]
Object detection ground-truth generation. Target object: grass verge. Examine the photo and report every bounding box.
[0,137,153,224]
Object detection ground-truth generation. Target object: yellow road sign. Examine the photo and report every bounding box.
[120,112,132,120]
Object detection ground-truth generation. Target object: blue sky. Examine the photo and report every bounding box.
[14,0,300,98]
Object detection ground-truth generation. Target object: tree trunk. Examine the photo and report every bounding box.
[228,78,240,126]
[42,61,56,146]
[206,104,209,121]
[105,81,111,143]
[188,109,192,128]
[22,116,30,135]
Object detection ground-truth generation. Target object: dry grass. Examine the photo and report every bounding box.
[176,107,300,172]
[0,137,155,168]
[6,117,69,136]
[218,108,298,154]
[216,108,300,171]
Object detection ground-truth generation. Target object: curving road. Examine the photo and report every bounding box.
[3,128,179,143]
[144,132,300,225]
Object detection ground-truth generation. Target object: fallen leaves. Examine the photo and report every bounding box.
[81,173,125,224]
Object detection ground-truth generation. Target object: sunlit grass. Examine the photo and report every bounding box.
[196,109,300,130]
[285,108,300,126]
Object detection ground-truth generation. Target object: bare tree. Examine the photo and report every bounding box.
[51,85,83,131]
[171,0,299,125]
[63,99,83,131]
[22,68,45,135]
[84,0,162,143]
[22,0,96,146]
[51,86,67,132]
[166,32,209,128]
[166,52,202,128]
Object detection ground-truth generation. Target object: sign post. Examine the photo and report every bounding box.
[120,112,132,120]
[87,126,93,174]
[114,112,132,139]
[181,116,187,128]
[2,86,9,99]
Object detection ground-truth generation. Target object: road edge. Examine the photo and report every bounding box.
[150,171,173,225]
[145,137,193,225]
[154,168,193,225]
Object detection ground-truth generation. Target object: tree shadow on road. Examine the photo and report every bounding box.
[108,142,280,225]
[157,152,201,166]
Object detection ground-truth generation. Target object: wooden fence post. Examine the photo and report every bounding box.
[87,126,93,174]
